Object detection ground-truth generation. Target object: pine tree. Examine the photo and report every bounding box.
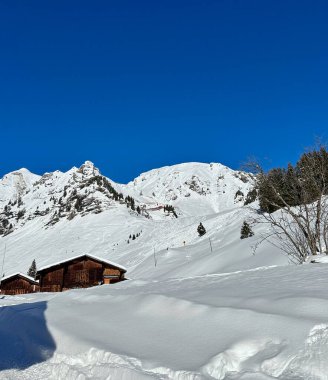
[244,188,257,205]
[240,221,254,239]
[27,259,37,279]
[197,222,206,236]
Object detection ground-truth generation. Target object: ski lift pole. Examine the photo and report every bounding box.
[153,247,157,267]
[0,244,6,285]
[209,237,213,253]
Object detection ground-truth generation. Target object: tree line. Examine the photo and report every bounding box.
[252,145,328,263]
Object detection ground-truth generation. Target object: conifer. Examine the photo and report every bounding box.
[197,222,206,236]
[240,221,254,239]
[27,259,37,279]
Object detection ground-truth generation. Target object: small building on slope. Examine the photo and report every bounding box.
[0,273,39,295]
[36,253,127,292]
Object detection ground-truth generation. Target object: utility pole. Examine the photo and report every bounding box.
[209,237,213,253]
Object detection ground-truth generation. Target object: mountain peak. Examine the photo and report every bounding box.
[2,167,35,179]
[1,167,40,189]
[77,161,100,176]
[83,160,95,167]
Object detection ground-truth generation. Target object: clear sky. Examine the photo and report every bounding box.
[0,0,327,183]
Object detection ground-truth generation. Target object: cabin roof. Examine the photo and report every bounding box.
[1,272,39,284]
[37,253,127,273]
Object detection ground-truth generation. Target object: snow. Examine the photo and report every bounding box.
[0,168,40,204]
[1,272,38,283]
[1,265,328,379]
[123,162,255,217]
[0,161,327,379]
[305,255,328,264]
[37,253,127,272]
[0,204,288,282]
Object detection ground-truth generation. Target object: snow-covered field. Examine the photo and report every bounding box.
[0,161,327,379]
[1,264,328,379]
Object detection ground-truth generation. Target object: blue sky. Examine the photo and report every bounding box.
[0,0,327,183]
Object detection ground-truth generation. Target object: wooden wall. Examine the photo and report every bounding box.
[0,277,39,295]
[40,267,64,292]
[39,257,125,292]
[62,259,103,290]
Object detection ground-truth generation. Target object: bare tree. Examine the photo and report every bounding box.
[248,146,328,264]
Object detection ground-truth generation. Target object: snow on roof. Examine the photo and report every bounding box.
[37,253,127,273]
[1,272,38,283]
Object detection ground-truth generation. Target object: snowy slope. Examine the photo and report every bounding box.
[0,203,288,281]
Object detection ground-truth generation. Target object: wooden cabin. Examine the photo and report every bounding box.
[37,254,127,292]
[0,273,39,295]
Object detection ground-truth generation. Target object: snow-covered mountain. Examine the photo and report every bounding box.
[0,161,255,237]
[0,161,138,237]
[0,160,263,279]
[124,162,255,216]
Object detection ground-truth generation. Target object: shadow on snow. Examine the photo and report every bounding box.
[0,301,56,371]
